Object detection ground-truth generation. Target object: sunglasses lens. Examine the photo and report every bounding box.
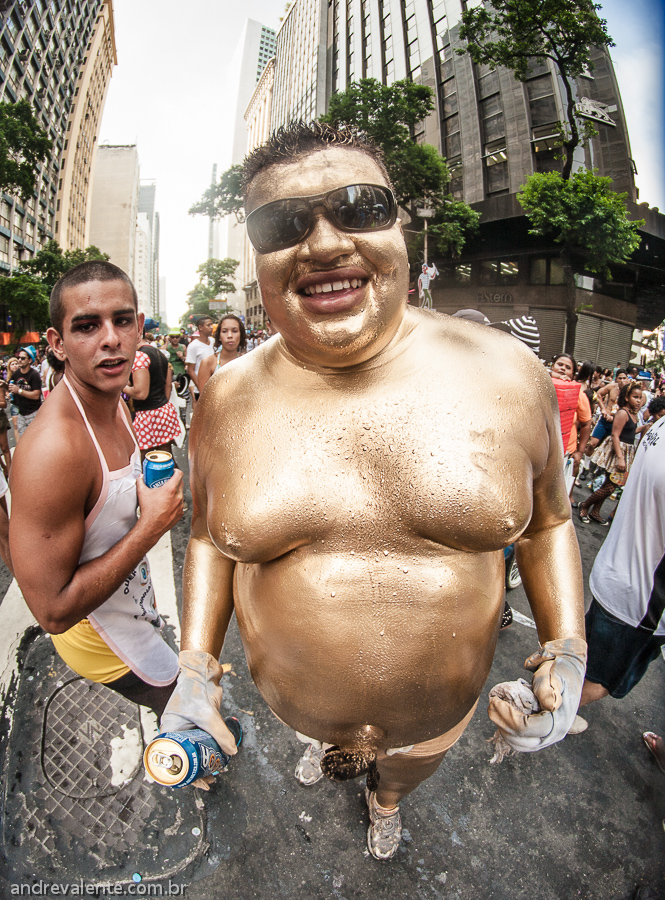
[246,184,396,253]
[247,199,311,253]
[329,185,395,230]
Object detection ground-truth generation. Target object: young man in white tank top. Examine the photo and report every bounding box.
[9,261,184,716]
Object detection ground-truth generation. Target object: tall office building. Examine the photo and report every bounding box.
[268,0,664,365]
[138,181,160,318]
[88,143,139,281]
[222,19,276,315]
[243,58,275,331]
[0,0,116,271]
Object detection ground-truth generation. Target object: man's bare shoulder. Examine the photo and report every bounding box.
[412,307,551,390]
[11,388,97,500]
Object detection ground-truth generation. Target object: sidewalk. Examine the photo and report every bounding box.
[0,493,663,898]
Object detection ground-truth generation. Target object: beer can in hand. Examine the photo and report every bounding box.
[143,450,175,488]
[144,717,243,788]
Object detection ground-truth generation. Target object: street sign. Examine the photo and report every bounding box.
[417,208,434,218]
[209,301,226,310]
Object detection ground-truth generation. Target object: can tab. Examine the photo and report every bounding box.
[150,752,183,775]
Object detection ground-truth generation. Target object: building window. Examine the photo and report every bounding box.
[526,73,557,127]
[484,140,508,192]
[448,157,463,200]
[530,257,565,285]
[531,125,562,173]
[444,113,461,158]
[480,260,519,285]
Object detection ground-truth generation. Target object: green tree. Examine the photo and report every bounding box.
[321,79,448,209]
[189,165,244,223]
[517,170,643,278]
[458,0,613,180]
[0,241,110,340]
[0,100,52,200]
[0,272,50,340]
[19,240,110,291]
[181,257,239,324]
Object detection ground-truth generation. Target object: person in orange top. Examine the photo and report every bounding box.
[549,353,592,496]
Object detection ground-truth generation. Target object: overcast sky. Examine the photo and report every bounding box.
[98,0,665,326]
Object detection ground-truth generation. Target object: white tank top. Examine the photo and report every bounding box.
[64,377,179,685]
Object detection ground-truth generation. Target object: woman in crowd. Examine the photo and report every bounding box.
[579,381,643,525]
[197,314,246,394]
[6,357,21,444]
[124,334,181,459]
[549,353,592,496]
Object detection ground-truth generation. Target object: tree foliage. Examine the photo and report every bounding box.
[0,242,110,339]
[19,240,110,291]
[428,200,481,259]
[189,165,245,223]
[320,78,448,209]
[0,272,50,337]
[458,0,613,179]
[0,100,52,200]
[181,257,239,323]
[517,170,643,277]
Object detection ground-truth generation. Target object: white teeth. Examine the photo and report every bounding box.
[303,278,364,295]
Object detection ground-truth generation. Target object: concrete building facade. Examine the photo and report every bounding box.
[0,0,116,275]
[88,143,139,279]
[262,0,664,367]
[222,19,276,317]
[243,57,275,331]
[137,181,160,319]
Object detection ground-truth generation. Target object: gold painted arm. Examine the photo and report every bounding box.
[515,401,585,644]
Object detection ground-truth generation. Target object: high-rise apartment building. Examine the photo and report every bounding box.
[222,19,276,315]
[0,0,116,271]
[88,143,139,282]
[266,0,664,365]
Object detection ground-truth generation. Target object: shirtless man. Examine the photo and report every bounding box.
[586,369,628,457]
[162,123,586,859]
[10,261,184,716]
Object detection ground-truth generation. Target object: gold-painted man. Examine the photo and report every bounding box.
[161,123,587,860]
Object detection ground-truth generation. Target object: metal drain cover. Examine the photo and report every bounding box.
[2,632,206,884]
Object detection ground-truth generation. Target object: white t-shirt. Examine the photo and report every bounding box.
[185,337,215,376]
[589,415,665,634]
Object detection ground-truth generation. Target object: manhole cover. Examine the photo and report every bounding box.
[42,677,143,800]
[2,632,207,884]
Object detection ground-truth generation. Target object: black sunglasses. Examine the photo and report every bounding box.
[245,183,397,254]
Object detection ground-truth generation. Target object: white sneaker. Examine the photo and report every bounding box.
[365,788,402,860]
[294,743,325,785]
[568,715,588,735]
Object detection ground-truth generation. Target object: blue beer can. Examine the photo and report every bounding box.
[143,717,243,788]
[143,450,175,488]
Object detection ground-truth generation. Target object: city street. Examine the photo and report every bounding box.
[0,446,663,900]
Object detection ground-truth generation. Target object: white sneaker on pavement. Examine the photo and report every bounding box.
[365,787,402,860]
[294,743,325,785]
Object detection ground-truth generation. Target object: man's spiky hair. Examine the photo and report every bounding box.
[240,121,392,202]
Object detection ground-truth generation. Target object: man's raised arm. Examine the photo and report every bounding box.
[10,426,183,634]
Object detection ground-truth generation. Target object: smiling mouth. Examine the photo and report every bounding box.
[302,277,366,296]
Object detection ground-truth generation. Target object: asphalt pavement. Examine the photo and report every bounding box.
[0,458,663,900]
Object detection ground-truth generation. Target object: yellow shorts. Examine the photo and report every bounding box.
[51,618,131,684]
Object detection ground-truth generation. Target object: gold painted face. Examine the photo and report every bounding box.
[246,147,410,368]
